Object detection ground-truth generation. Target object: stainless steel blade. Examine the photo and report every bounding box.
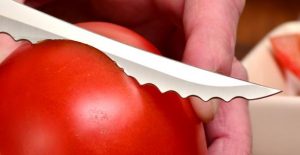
[0,0,281,101]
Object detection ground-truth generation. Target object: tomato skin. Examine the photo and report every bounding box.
[0,22,206,155]
[76,22,161,55]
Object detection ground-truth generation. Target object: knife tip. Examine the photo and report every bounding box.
[268,87,282,95]
[255,86,282,100]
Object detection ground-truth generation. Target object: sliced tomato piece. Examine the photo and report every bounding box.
[271,34,300,78]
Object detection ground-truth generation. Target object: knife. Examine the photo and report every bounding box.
[0,0,280,102]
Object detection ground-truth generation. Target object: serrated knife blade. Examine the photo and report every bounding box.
[0,0,280,102]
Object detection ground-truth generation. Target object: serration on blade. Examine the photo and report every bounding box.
[0,0,281,102]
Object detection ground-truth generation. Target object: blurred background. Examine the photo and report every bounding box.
[38,0,300,59]
[236,0,300,59]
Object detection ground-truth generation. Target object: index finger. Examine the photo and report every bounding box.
[182,0,245,74]
[181,0,246,125]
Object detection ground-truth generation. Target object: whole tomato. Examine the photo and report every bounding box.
[0,22,207,155]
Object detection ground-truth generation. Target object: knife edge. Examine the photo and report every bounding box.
[0,0,281,102]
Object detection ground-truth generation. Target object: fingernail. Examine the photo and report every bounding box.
[189,97,220,123]
[210,98,220,116]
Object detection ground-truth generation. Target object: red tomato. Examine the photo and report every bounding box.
[271,34,300,78]
[76,22,161,55]
[0,22,207,155]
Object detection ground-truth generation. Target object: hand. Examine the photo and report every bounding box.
[1,0,251,154]
[87,0,251,154]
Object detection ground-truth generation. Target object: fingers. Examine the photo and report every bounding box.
[190,97,220,123]
[15,0,26,3]
[182,0,245,133]
[182,0,245,74]
[205,59,251,155]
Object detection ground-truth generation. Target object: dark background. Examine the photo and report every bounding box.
[37,0,300,60]
[236,0,300,59]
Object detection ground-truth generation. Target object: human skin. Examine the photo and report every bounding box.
[1,0,251,154]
